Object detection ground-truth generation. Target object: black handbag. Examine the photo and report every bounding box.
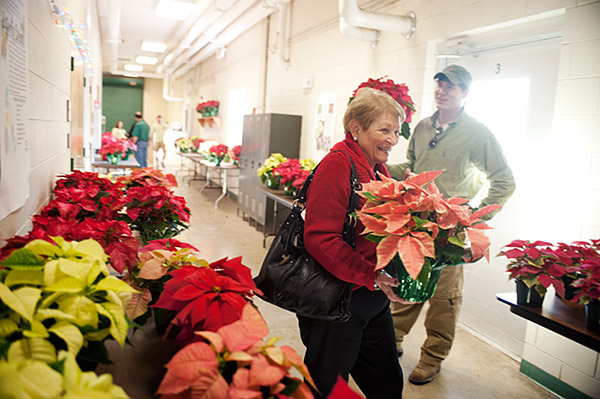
[254,151,360,322]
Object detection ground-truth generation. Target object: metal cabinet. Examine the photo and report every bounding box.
[238,113,301,229]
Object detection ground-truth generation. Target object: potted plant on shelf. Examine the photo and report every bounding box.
[355,170,500,302]
[196,100,220,117]
[499,240,572,307]
[257,153,288,190]
[565,240,600,330]
[98,132,136,164]
[349,76,416,139]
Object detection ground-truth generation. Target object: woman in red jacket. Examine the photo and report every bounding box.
[300,88,407,398]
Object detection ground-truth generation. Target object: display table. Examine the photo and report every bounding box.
[92,156,139,174]
[258,186,294,248]
[497,292,600,352]
[198,161,239,209]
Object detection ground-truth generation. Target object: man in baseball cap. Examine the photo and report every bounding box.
[434,64,472,91]
[387,64,515,385]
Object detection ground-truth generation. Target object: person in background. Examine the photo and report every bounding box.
[131,111,150,167]
[151,115,169,169]
[111,120,127,139]
[300,88,408,399]
[387,64,516,385]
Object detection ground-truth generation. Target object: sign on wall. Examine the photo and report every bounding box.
[312,92,337,160]
[0,0,29,220]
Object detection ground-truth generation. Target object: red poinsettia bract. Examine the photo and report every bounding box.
[152,258,260,346]
[356,170,501,279]
[158,304,314,399]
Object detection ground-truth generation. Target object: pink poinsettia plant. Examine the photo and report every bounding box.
[229,145,241,164]
[98,131,136,159]
[349,76,416,139]
[157,303,315,399]
[152,256,261,346]
[355,170,500,281]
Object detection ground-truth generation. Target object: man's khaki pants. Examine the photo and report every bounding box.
[391,264,464,367]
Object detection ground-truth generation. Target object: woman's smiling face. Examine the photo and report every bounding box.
[352,111,401,168]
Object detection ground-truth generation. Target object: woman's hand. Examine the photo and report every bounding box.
[375,271,417,304]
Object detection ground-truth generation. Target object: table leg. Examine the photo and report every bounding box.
[199,168,212,196]
[214,170,227,210]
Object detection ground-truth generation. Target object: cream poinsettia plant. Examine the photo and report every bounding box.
[356,170,500,281]
[0,237,137,367]
[0,350,129,399]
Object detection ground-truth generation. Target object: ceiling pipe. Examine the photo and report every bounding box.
[173,1,277,78]
[339,17,379,47]
[339,0,416,46]
[276,0,291,70]
[165,0,256,76]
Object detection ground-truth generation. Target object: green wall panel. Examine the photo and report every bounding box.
[102,77,144,134]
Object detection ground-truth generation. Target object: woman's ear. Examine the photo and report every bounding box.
[350,120,361,136]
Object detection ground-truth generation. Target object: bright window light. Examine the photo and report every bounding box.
[141,41,168,53]
[136,56,158,65]
[124,64,143,72]
[155,0,196,20]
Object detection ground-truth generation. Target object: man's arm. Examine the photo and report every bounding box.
[386,136,416,180]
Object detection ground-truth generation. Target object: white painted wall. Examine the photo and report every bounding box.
[173,0,600,395]
[0,0,101,244]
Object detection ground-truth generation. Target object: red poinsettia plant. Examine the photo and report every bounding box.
[152,256,261,346]
[116,169,191,245]
[571,239,600,304]
[500,240,569,297]
[349,76,416,139]
[196,100,220,113]
[355,170,500,281]
[98,131,136,159]
[157,303,315,399]
[229,144,241,164]
[0,171,139,273]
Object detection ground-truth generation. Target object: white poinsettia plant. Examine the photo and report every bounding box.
[0,237,137,367]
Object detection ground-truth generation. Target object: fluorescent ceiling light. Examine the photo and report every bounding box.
[155,0,196,20]
[124,64,143,72]
[136,56,158,65]
[141,41,168,53]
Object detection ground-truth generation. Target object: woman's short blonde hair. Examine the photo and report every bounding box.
[343,87,406,133]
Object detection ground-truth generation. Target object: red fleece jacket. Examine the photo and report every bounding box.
[304,133,390,289]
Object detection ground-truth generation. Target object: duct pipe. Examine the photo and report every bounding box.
[276,0,291,70]
[166,0,256,76]
[339,0,416,45]
[163,75,183,102]
[339,17,379,47]
[173,2,277,78]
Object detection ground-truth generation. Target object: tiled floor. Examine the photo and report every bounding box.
[171,164,557,399]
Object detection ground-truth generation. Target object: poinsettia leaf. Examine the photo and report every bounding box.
[162,342,218,383]
[138,258,168,279]
[410,231,435,258]
[405,170,444,187]
[537,273,554,289]
[195,331,224,353]
[0,247,45,269]
[48,321,83,356]
[95,276,139,293]
[355,212,387,235]
[95,301,129,346]
[398,235,426,280]
[249,354,287,387]
[548,263,566,278]
[465,228,491,262]
[0,284,41,323]
[470,204,502,221]
[8,337,57,363]
[125,287,152,320]
[327,376,363,399]
[375,235,401,270]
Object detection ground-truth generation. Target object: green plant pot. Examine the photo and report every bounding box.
[266,175,281,190]
[283,184,296,197]
[392,257,445,302]
[106,154,120,164]
[515,279,545,307]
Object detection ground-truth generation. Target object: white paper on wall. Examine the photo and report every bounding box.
[0,0,29,220]
[312,92,337,161]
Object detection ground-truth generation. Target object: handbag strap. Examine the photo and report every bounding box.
[293,150,360,248]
